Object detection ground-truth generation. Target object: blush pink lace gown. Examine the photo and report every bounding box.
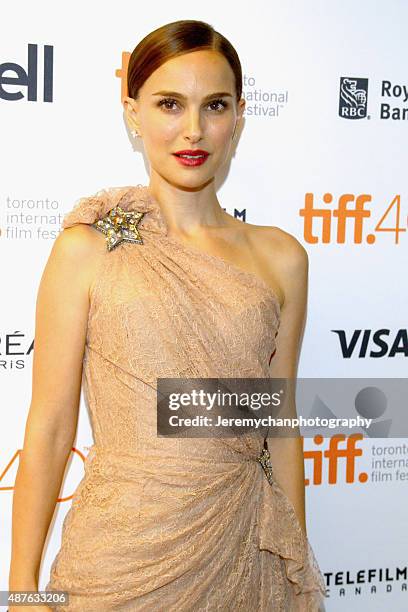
[45,184,327,611]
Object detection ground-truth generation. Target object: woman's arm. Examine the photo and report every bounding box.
[265,230,309,535]
[8,224,101,592]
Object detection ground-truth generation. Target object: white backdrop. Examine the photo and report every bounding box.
[1,1,407,610]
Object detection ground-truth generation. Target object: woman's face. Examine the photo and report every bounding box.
[124,49,245,189]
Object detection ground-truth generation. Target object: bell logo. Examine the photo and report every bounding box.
[0,43,54,102]
[339,77,369,119]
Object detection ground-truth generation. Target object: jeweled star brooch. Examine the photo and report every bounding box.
[92,205,146,251]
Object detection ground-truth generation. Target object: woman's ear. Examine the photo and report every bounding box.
[237,97,246,122]
[123,96,141,136]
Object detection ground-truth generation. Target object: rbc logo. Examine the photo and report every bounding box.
[339,77,368,119]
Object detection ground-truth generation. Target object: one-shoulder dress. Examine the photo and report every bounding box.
[44,184,327,611]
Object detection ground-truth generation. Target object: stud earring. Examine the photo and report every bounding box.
[131,129,140,138]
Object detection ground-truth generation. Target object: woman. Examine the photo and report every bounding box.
[9,19,327,611]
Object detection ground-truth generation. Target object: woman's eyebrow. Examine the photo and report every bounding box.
[152,90,233,101]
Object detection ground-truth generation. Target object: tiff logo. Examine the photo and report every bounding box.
[300,193,372,244]
[339,77,369,119]
[304,434,367,485]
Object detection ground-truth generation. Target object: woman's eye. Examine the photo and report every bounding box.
[208,99,228,112]
[158,98,179,111]
[157,98,228,112]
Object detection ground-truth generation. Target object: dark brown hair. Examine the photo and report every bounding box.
[127,20,242,102]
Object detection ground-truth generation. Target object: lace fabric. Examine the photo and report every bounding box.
[44,184,327,611]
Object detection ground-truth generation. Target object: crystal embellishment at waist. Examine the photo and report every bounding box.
[257,447,274,485]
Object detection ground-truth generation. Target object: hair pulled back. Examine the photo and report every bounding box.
[127,20,242,102]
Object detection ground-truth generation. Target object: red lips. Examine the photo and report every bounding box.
[173,149,209,156]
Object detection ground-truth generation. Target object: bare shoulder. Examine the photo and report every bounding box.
[57,222,106,250]
[251,223,307,259]
[51,223,107,296]
[246,223,308,308]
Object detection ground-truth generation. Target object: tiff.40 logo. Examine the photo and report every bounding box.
[300,193,406,244]
[304,434,367,486]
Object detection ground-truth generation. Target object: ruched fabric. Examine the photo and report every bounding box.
[45,185,327,611]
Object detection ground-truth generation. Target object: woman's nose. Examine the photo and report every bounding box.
[183,109,203,142]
